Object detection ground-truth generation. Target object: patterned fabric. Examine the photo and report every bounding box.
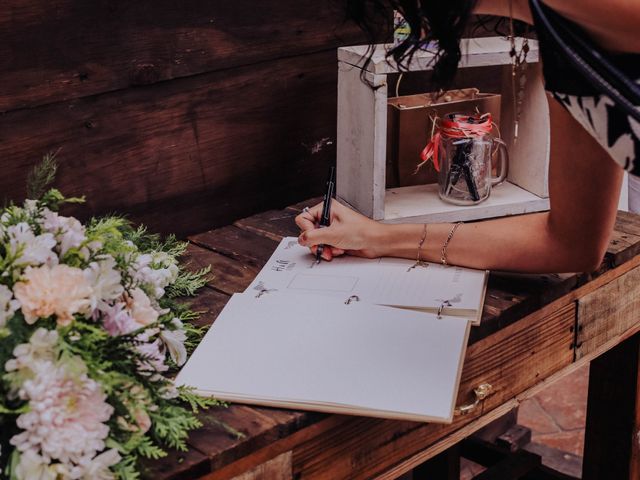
[551,90,640,173]
[530,1,640,175]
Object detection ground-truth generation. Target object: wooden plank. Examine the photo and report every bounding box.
[230,451,292,480]
[607,213,640,266]
[234,210,300,242]
[0,1,363,112]
[184,243,260,295]
[288,303,574,479]
[190,226,278,267]
[576,264,640,359]
[470,272,578,344]
[185,286,230,328]
[582,335,640,480]
[141,445,211,480]
[0,50,339,237]
[285,196,323,213]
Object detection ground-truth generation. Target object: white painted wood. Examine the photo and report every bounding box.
[499,62,550,197]
[336,62,388,219]
[338,37,539,75]
[336,37,550,223]
[620,172,630,212]
[384,182,550,224]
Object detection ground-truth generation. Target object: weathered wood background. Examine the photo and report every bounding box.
[0,1,367,236]
[0,3,504,236]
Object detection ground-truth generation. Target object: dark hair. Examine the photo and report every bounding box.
[345,1,479,87]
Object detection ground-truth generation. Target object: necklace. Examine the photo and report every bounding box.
[509,0,530,142]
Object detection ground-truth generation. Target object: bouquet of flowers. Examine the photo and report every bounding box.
[0,157,218,479]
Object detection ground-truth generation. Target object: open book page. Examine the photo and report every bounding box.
[247,237,488,323]
[175,292,470,423]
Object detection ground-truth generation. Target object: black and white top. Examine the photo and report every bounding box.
[530,1,640,176]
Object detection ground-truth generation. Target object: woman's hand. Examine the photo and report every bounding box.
[295,200,386,260]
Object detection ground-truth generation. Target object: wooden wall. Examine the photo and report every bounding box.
[0,1,366,236]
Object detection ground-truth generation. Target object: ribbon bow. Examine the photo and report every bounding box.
[417,113,494,173]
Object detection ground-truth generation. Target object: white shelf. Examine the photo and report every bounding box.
[338,37,539,75]
[383,182,550,224]
[336,37,550,223]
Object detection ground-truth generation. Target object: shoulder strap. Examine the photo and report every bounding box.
[530,0,640,122]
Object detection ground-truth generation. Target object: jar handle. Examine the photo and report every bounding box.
[491,138,509,187]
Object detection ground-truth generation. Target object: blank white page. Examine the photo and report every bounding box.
[246,237,487,323]
[175,292,470,423]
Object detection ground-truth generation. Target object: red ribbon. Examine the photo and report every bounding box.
[418,113,494,172]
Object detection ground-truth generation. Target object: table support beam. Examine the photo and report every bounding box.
[583,333,640,480]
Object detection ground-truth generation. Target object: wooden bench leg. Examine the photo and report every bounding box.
[582,333,640,480]
[412,444,461,479]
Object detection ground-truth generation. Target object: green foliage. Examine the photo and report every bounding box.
[150,406,202,451]
[178,386,225,413]
[26,151,58,199]
[1,155,222,480]
[166,266,211,298]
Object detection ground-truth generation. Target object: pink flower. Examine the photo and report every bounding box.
[127,288,159,328]
[13,265,93,326]
[10,359,114,467]
[136,339,168,375]
[101,302,138,336]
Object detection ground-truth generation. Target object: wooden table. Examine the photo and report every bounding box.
[147,201,640,480]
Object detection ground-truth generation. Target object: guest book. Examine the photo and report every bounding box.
[175,291,470,423]
[175,238,489,423]
[247,237,488,325]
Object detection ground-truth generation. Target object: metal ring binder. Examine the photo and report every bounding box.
[437,300,452,319]
[345,295,360,305]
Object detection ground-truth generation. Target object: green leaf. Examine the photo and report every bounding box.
[26,151,58,199]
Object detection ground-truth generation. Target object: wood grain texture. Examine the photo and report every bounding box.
[169,208,640,480]
[190,226,278,267]
[234,210,301,242]
[576,264,640,359]
[1,50,340,236]
[141,445,211,480]
[0,0,363,112]
[230,451,292,480]
[287,303,574,479]
[184,243,260,295]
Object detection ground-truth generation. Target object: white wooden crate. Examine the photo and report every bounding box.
[336,37,551,223]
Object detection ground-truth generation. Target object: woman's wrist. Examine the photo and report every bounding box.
[369,223,426,259]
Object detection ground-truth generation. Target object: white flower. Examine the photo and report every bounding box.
[0,284,20,328]
[42,210,87,256]
[5,223,58,268]
[160,319,187,366]
[76,448,120,480]
[84,256,123,313]
[10,358,114,467]
[129,252,179,299]
[13,449,65,480]
[5,328,58,376]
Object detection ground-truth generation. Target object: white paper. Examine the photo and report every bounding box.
[247,237,487,323]
[175,292,470,422]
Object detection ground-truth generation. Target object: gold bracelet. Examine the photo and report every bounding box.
[441,222,463,266]
[408,224,428,272]
[417,224,428,264]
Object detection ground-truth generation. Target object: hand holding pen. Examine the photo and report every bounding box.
[315,167,336,264]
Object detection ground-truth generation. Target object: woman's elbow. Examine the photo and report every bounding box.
[562,236,610,273]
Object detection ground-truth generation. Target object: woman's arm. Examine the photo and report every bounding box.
[297,95,623,273]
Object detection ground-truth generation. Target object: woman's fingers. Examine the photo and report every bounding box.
[295,203,324,231]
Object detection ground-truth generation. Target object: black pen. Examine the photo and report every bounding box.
[315,166,336,264]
